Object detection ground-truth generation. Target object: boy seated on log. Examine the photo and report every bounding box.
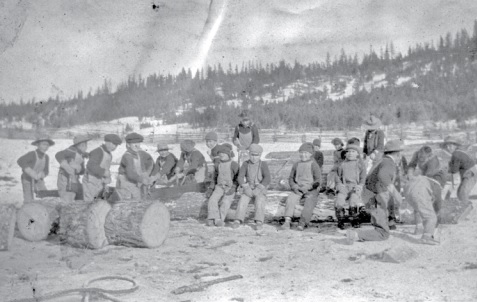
[17,135,55,203]
[83,134,122,202]
[205,144,239,227]
[335,144,367,230]
[325,138,345,196]
[150,143,178,185]
[232,144,271,230]
[55,135,91,202]
[174,139,208,185]
[205,131,221,164]
[280,143,322,231]
[116,132,154,200]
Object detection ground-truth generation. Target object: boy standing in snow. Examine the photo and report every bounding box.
[233,144,271,230]
[280,143,322,231]
[55,135,91,202]
[335,144,367,229]
[83,134,122,201]
[206,144,240,227]
[17,135,55,202]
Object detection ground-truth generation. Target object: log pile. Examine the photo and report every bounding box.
[16,197,61,241]
[59,200,111,249]
[104,201,170,248]
[0,204,16,251]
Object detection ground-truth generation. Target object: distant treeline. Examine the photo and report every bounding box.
[2,22,477,130]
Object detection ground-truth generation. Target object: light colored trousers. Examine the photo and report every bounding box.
[235,189,267,223]
[207,186,235,221]
[284,191,319,225]
[335,184,360,209]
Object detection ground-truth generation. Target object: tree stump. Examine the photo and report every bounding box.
[0,204,16,251]
[16,198,61,241]
[59,200,112,249]
[104,201,170,248]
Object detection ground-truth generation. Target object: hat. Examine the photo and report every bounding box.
[238,110,250,119]
[331,138,344,146]
[217,144,233,158]
[32,135,55,146]
[346,144,361,153]
[384,139,404,152]
[104,134,122,145]
[347,137,360,145]
[156,143,169,152]
[249,144,263,155]
[125,132,144,144]
[298,142,314,154]
[180,139,196,152]
[440,136,463,147]
[205,131,218,141]
[312,138,321,147]
[73,135,92,146]
[363,116,382,129]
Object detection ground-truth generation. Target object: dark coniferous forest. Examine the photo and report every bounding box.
[2,22,477,131]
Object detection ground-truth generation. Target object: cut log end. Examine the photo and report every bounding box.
[141,202,170,248]
[0,205,16,251]
[86,201,112,249]
[17,202,59,242]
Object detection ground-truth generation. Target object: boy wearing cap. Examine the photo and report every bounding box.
[312,139,324,169]
[281,143,322,231]
[82,134,122,202]
[233,110,260,165]
[175,139,207,184]
[233,144,271,230]
[17,136,55,202]
[363,115,385,172]
[116,132,154,200]
[335,144,367,229]
[206,144,240,227]
[150,143,178,184]
[346,139,404,244]
[55,135,90,202]
[326,138,345,194]
[205,131,220,164]
[441,136,477,207]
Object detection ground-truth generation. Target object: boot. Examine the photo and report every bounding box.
[349,206,360,228]
[280,217,291,230]
[335,208,346,230]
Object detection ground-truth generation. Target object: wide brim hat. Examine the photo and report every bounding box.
[238,110,250,119]
[440,136,463,147]
[363,116,382,129]
[73,135,92,146]
[384,139,404,152]
[32,136,55,146]
[156,143,169,152]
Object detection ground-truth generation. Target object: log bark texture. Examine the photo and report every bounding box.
[16,198,61,241]
[104,201,170,248]
[59,200,112,249]
[0,204,16,251]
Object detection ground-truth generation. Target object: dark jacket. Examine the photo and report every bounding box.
[17,150,50,180]
[365,155,397,193]
[363,129,385,156]
[86,145,111,178]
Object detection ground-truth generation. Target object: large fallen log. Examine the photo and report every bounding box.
[0,204,16,251]
[16,198,61,241]
[104,201,170,248]
[59,200,112,249]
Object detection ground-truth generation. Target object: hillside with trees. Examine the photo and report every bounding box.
[2,22,477,131]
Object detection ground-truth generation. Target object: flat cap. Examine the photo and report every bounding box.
[156,142,169,152]
[331,138,344,146]
[249,144,263,155]
[384,139,404,152]
[298,142,314,154]
[312,138,321,147]
[125,132,144,144]
[205,131,218,141]
[104,134,122,145]
[180,139,196,152]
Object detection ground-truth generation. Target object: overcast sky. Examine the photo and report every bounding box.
[1,0,477,103]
